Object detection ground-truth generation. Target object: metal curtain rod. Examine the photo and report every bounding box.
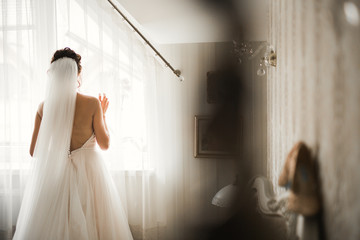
[107,0,183,80]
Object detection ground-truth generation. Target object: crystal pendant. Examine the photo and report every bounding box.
[257,68,266,76]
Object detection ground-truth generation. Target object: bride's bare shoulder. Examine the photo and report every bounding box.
[77,93,96,101]
[77,93,100,108]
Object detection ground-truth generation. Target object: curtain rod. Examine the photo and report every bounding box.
[107,0,183,80]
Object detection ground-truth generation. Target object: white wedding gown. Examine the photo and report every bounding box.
[13,58,133,240]
[14,133,134,240]
[66,134,134,239]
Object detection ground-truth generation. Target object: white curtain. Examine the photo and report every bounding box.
[0,0,190,239]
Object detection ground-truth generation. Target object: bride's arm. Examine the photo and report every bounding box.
[93,94,110,150]
[30,102,43,156]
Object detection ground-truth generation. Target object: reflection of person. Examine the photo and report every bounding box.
[14,48,133,239]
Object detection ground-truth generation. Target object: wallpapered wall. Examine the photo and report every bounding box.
[158,43,239,227]
[266,0,360,239]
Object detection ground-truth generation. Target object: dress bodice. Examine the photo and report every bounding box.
[69,134,96,155]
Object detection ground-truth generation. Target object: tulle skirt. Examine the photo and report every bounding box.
[13,135,133,240]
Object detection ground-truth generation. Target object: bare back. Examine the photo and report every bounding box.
[30,93,110,156]
[70,93,98,151]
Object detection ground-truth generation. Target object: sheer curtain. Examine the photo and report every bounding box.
[0,0,187,239]
[0,0,53,238]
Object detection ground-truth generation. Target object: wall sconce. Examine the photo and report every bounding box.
[263,47,277,67]
[232,41,277,77]
[233,41,270,64]
[257,45,277,76]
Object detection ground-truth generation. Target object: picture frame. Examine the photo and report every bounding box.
[194,115,241,158]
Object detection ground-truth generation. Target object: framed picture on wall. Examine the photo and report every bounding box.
[194,115,241,158]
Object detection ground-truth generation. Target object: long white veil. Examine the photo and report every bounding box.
[14,57,78,239]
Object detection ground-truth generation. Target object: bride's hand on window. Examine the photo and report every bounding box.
[98,93,109,117]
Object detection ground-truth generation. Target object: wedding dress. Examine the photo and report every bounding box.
[13,57,133,240]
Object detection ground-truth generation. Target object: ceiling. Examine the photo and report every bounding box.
[114,0,268,44]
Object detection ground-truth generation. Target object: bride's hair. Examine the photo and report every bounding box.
[51,47,82,74]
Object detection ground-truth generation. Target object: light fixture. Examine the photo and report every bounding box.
[232,41,277,77]
[232,40,255,64]
[212,175,239,208]
[263,47,277,67]
[344,1,359,26]
[257,68,266,76]
[256,45,277,76]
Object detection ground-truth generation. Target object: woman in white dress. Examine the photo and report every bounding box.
[13,47,133,240]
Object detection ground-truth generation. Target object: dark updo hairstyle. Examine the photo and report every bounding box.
[51,47,82,75]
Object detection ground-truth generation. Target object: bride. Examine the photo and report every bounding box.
[13,47,133,240]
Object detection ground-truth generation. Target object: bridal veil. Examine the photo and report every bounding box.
[14,57,78,239]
